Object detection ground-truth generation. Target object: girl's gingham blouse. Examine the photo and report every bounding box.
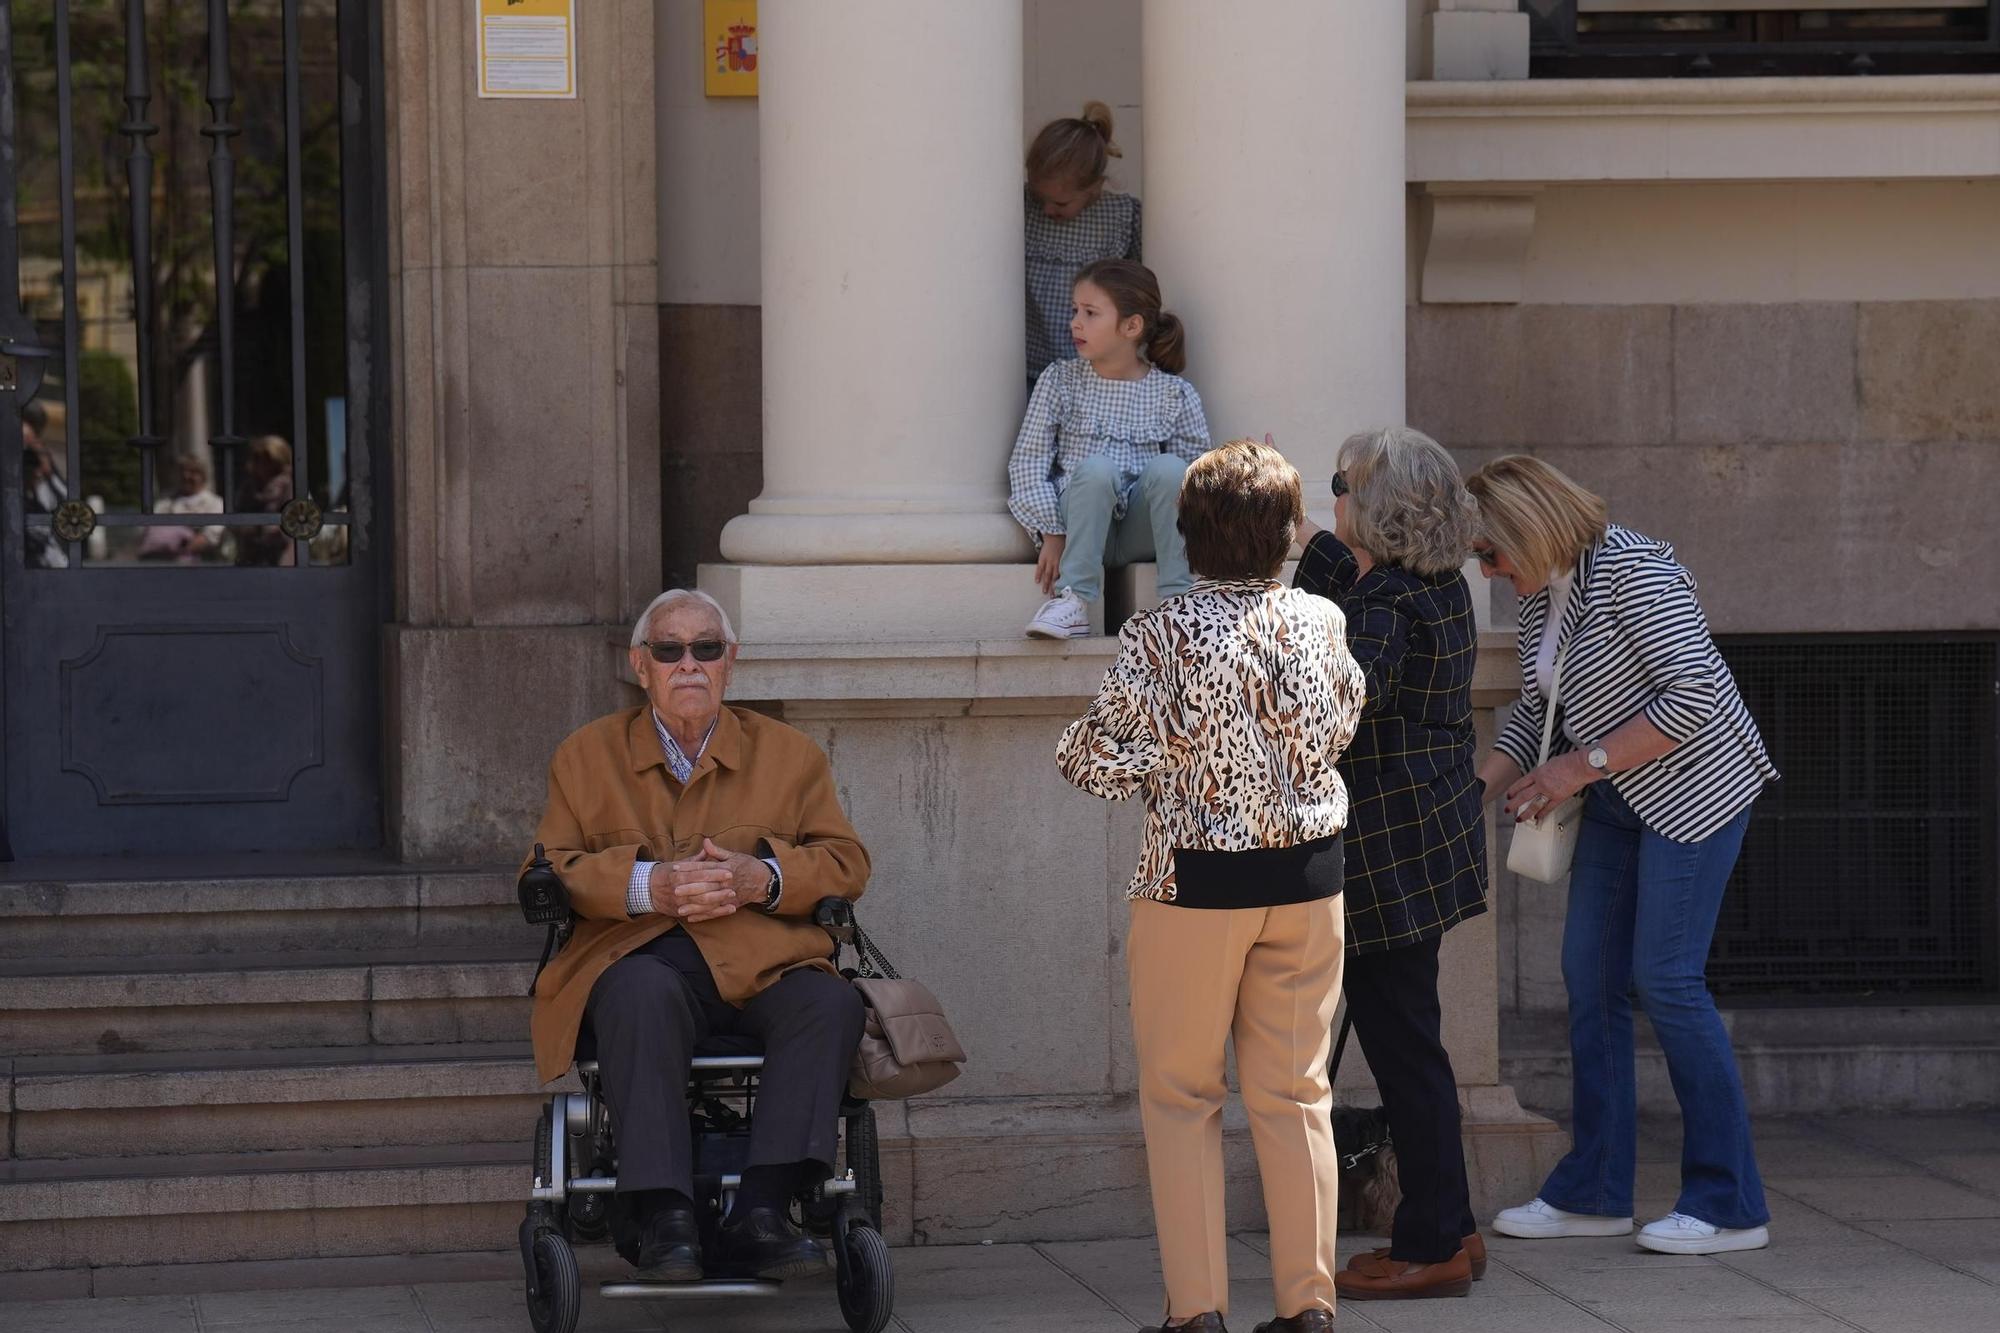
[1006,358,1211,541]
[1024,186,1142,381]
[1057,579,1367,903]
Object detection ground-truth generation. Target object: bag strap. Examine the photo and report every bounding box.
[853,925,901,981]
[1537,628,1570,765]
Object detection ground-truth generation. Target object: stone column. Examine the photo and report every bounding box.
[716,0,1028,568]
[1145,0,1561,1214]
[1141,0,1406,513]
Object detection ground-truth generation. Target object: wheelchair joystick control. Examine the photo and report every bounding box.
[519,844,575,998]
[519,843,571,925]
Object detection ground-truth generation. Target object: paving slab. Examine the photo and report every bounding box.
[196,1283,429,1327]
[886,1242,1125,1333]
[0,1293,200,1331]
[1765,1173,2000,1223]
[1850,1216,2000,1284]
[1796,1269,2000,1333]
[1037,1233,1287,1327]
[1357,1290,1619,1331]
[1917,1152,2000,1197]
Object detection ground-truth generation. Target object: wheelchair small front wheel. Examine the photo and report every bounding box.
[835,1222,894,1333]
[524,1229,581,1333]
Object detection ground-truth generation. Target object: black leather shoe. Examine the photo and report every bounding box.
[719,1206,830,1281]
[1140,1315,1228,1332]
[633,1205,703,1282]
[1252,1312,1333,1332]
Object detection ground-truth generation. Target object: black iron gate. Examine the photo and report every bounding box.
[0,0,388,856]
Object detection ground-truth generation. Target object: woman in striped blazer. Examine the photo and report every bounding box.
[1467,457,1778,1258]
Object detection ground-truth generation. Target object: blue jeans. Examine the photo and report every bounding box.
[1056,453,1192,604]
[1539,781,1769,1230]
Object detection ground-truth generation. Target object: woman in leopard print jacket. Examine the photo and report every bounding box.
[1058,438,1365,1333]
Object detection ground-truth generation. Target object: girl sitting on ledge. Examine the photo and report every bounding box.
[1008,258,1211,640]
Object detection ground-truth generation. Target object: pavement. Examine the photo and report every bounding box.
[2,1113,1996,1332]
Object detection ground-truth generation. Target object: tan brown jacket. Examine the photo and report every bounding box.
[525,705,870,1082]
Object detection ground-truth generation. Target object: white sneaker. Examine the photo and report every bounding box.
[1026,588,1090,639]
[1636,1212,1770,1255]
[1491,1198,1635,1239]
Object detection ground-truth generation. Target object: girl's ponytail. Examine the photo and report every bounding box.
[1074,259,1188,375]
[1147,311,1187,376]
[1027,100,1121,189]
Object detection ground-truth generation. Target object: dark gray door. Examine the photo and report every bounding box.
[0,0,387,856]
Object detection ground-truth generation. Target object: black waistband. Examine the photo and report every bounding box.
[1168,834,1344,910]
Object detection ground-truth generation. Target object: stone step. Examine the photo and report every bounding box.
[1502,1002,2000,1117]
[0,947,536,1056]
[0,869,522,959]
[0,1143,526,1273]
[6,1042,566,1159]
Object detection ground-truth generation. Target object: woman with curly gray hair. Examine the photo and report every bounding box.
[1294,426,1490,1302]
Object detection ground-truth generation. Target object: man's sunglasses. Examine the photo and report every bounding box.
[641,639,727,664]
[1330,471,1348,498]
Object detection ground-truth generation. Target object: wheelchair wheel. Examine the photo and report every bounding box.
[835,1222,893,1333]
[524,1229,580,1333]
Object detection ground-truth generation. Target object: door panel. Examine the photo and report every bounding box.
[0,0,384,856]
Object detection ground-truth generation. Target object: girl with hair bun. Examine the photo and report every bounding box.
[1024,100,1143,382]
[1008,259,1209,640]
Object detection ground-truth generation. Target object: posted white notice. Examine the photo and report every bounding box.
[477,0,577,99]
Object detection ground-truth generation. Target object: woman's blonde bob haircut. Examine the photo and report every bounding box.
[1464,455,1610,585]
[1337,427,1478,578]
[1178,438,1302,581]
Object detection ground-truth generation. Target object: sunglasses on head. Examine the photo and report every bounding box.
[1330,471,1349,498]
[642,639,727,664]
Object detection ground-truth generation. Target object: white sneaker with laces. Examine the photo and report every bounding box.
[1491,1198,1635,1239]
[1026,588,1090,639]
[1636,1212,1769,1255]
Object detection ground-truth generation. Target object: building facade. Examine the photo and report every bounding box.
[1,0,1995,1274]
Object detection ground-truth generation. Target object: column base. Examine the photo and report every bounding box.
[717,511,1033,567]
[699,562,1104,642]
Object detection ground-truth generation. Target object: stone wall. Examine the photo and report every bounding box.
[383,0,660,860]
[1405,298,2000,1016]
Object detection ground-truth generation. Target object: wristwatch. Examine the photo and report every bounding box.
[1586,745,1611,774]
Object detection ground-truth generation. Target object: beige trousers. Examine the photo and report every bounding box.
[1127,895,1345,1321]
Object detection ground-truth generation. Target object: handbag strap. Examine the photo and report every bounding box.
[1537,628,1570,765]
[852,925,900,981]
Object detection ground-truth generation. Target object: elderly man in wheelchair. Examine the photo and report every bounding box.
[517,588,889,1330]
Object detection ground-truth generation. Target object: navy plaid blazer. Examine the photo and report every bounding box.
[1295,533,1488,954]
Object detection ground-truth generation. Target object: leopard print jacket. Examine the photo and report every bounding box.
[1057,578,1367,902]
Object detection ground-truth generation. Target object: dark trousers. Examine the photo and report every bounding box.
[1343,935,1474,1263]
[586,927,865,1198]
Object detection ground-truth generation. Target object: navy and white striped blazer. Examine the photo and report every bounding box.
[1494,524,1777,844]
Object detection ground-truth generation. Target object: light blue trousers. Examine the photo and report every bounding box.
[1055,453,1192,604]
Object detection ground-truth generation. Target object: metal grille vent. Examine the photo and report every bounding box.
[1709,638,1999,1001]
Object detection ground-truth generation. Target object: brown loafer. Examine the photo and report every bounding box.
[1334,1245,1473,1300]
[1251,1311,1333,1332]
[1346,1231,1486,1280]
[1139,1315,1227,1333]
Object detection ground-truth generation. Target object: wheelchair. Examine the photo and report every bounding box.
[516,848,894,1333]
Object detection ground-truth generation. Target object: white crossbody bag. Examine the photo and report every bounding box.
[1506,638,1585,884]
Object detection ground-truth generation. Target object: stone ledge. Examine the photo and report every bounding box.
[1409,74,2000,185]
[1504,1005,2000,1116]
